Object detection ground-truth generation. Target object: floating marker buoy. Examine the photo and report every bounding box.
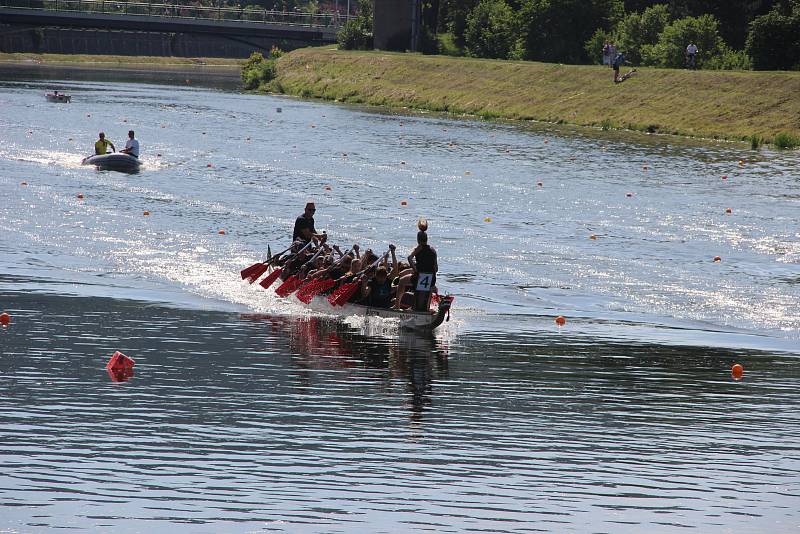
[555,315,566,326]
[484,216,492,222]
[643,165,648,170]
[399,122,404,126]
[246,137,251,141]
[722,175,728,180]
[68,137,73,141]
[713,256,722,262]
[418,218,428,231]
[400,200,408,206]
[537,181,543,187]
[77,193,84,199]
[400,161,406,165]
[0,312,10,326]
[465,171,471,176]
[590,234,597,240]
[206,163,213,168]
[143,211,150,216]
[738,160,745,166]
[731,363,744,380]
[324,185,332,191]
[342,153,348,157]
[626,192,634,197]
[218,229,226,235]
[123,118,127,123]
[156,153,162,157]
[87,114,91,117]
[20,181,27,186]
[310,124,316,128]
[106,351,135,371]
[544,139,549,144]
[725,208,732,214]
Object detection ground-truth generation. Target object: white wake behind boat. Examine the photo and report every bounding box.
[304,293,454,331]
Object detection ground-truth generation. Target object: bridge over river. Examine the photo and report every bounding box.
[0,0,348,57]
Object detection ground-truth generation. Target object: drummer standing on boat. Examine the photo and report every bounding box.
[293,202,326,242]
[94,132,115,155]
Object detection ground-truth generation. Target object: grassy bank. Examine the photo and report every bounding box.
[0,52,243,69]
[270,47,800,145]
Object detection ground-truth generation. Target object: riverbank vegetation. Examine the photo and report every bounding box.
[259,47,800,147]
[0,52,243,68]
[339,0,800,72]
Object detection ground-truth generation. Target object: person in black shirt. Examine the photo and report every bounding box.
[293,202,323,242]
[393,231,438,311]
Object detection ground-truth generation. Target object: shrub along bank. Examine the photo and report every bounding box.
[252,47,800,147]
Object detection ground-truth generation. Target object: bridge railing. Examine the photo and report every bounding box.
[0,0,354,27]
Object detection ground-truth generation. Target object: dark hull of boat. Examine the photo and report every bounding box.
[46,94,71,103]
[82,153,141,173]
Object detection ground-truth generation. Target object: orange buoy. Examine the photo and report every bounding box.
[106,351,135,371]
[731,363,744,380]
[206,163,213,168]
[725,208,732,214]
[77,193,84,199]
[218,229,226,235]
[143,211,150,216]
[713,256,722,262]
[721,175,728,180]
[0,312,10,326]
[590,234,597,240]
[555,315,566,326]
[400,200,408,206]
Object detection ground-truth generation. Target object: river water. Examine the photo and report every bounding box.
[1,71,798,533]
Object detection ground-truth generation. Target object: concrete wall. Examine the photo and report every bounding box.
[0,25,309,57]
[373,0,411,51]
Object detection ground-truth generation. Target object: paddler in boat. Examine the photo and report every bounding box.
[360,244,398,308]
[393,220,438,311]
[94,132,115,155]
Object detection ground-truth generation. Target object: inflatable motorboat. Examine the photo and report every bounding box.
[82,153,141,173]
[46,92,71,103]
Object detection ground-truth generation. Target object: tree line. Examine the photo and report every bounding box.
[339,0,800,71]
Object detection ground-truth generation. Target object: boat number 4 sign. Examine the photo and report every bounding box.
[416,273,434,291]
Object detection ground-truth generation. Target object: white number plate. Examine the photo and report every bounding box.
[416,273,433,291]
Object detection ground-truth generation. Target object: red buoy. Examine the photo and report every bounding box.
[106,351,135,371]
[0,312,10,326]
[555,315,566,326]
[731,363,744,380]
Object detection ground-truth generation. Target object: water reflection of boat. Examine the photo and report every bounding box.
[304,294,455,332]
[81,153,141,173]
[45,92,71,103]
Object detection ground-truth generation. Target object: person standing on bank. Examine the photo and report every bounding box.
[120,130,139,158]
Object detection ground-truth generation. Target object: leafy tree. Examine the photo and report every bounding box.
[746,1,800,69]
[584,28,613,64]
[439,0,480,46]
[464,0,518,59]
[518,0,624,64]
[641,14,727,68]
[613,3,670,64]
[337,0,373,50]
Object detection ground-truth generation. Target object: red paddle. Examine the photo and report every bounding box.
[240,244,292,281]
[255,241,314,289]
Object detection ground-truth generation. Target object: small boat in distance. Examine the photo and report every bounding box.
[82,153,141,173]
[45,91,71,103]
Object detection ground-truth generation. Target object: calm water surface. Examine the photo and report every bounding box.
[0,72,798,533]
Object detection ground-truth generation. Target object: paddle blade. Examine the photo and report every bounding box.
[333,282,360,307]
[240,262,264,280]
[275,275,302,297]
[301,279,335,303]
[294,279,321,303]
[245,263,270,284]
[259,268,282,289]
